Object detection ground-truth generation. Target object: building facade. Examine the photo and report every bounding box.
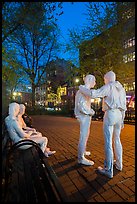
[79,2,135,110]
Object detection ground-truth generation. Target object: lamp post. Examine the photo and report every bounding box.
[75,78,80,84]
[73,77,80,107]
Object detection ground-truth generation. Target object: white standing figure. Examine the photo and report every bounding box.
[74,75,96,166]
[79,71,127,178]
[5,102,56,156]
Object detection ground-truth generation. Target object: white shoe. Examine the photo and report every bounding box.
[84,151,91,156]
[78,158,94,166]
[97,166,113,178]
[48,150,56,156]
[44,152,49,157]
[113,160,122,171]
[114,164,122,171]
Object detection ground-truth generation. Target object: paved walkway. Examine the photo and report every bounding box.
[32,115,135,202]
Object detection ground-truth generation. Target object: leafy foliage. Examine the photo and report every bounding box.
[67,2,135,86]
[2,45,26,96]
[2,2,63,106]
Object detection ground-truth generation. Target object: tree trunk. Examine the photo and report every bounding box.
[31,83,35,107]
[2,81,10,117]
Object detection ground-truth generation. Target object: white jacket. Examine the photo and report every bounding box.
[5,103,29,144]
[74,87,95,118]
[79,81,127,121]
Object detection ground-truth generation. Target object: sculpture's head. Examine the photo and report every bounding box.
[84,74,96,89]
[19,104,26,115]
[104,71,116,84]
[9,102,20,119]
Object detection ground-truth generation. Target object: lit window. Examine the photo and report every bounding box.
[133,82,135,89]
[123,55,128,63]
[123,37,135,49]
[122,8,133,20]
[128,53,132,62]
[123,51,135,63]
[123,83,128,91]
[133,37,135,46]
[123,41,128,49]
[133,52,135,60]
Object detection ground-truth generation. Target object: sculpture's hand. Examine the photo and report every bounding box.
[24,133,30,138]
[90,109,95,116]
[121,122,124,129]
[27,131,33,136]
[32,128,37,133]
[79,85,91,97]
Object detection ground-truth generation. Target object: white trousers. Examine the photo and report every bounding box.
[103,109,123,176]
[77,115,91,160]
[30,136,48,153]
[23,129,48,152]
[24,130,42,137]
[17,136,48,152]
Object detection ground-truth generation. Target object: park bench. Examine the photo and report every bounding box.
[2,134,69,202]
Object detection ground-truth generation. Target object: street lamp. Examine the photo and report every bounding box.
[75,78,80,84]
[13,92,17,96]
[72,77,80,109]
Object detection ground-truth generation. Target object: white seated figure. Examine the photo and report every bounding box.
[17,104,42,137]
[5,102,56,156]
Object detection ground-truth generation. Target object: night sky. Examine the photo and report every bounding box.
[57,2,89,61]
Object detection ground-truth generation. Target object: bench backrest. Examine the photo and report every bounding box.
[3,140,69,202]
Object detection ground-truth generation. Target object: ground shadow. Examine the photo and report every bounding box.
[52,157,121,202]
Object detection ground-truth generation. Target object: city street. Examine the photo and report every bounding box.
[32,115,135,202]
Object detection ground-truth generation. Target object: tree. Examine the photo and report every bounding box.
[66,2,135,86]
[2,2,29,43]
[2,45,26,97]
[2,45,26,116]
[3,2,63,106]
[2,2,63,43]
[46,58,78,92]
[65,2,119,85]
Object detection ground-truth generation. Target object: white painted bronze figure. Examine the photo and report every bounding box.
[17,104,42,137]
[79,71,127,178]
[75,75,96,166]
[5,102,56,156]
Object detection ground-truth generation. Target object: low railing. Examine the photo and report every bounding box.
[124,109,135,124]
[92,109,135,125]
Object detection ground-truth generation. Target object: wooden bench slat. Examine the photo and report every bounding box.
[23,148,42,202]
[4,151,21,203]
[31,146,60,202]
[2,139,69,202]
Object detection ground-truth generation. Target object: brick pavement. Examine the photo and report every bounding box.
[32,115,135,202]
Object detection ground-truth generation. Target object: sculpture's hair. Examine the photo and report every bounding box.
[84,74,95,84]
[104,71,116,82]
[20,104,26,109]
[9,102,20,117]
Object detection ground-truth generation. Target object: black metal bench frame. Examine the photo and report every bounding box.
[2,139,69,202]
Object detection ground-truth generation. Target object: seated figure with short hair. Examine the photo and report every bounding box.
[17,104,42,137]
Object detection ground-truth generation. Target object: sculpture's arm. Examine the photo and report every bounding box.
[79,85,109,98]
[78,95,95,116]
[13,120,31,138]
